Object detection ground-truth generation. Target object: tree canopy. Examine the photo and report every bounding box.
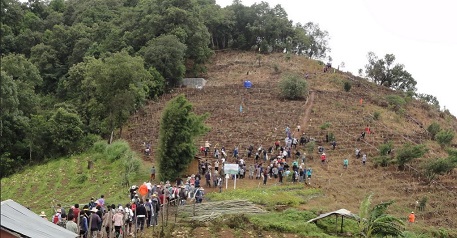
[365,52,417,92]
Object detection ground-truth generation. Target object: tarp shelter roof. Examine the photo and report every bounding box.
[306,208,358,223]
[1,199,78,238]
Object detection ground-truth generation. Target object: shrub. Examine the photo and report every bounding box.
[305,141,315,159]
[320,122,331,130]
[343,81,352,92]
[373,111,381,120]
[378,141,393,156]
[374,155,392,167]
[396,143,428,170]
[273,64,280,74]
[435,129,455,148]
[385,95,406,112]
[279,74,309,100]
[427,122,441,140]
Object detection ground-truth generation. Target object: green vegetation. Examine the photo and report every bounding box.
[435,129,455,148]
[1,0,331,177]
[320,122,332,130]
[373,111,381,120]
[358,194,404,237]
[279,74,309,100]
[427,122,441,140]
[385,94,407,112]
[395,143,428,170]
[365,52,417,92]
[157,95,209,181]
[206,185,321,210]
[0,140,144,214]
[343,81,352,92]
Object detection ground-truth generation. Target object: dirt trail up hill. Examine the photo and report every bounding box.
[123,51,457,230]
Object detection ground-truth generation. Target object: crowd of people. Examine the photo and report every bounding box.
[37,124,373,237]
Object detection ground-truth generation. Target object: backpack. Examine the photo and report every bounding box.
[145,203,151,212]
[53,214,59,224]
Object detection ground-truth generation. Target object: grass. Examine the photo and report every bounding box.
[206,184,321,210]
[0,140,147,216]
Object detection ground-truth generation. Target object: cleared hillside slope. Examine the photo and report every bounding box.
[122,51,457,230]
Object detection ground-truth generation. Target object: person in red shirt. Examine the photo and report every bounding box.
[72,203,80,219]
[321,153,327,164]
[408,212,415,223]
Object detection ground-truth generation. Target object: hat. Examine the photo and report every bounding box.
[90,207,98,213]
[322,153,325,155]
[152,194,157,197]
[411,212,414,214]
[39,211,46,217]
[56,209,61,213]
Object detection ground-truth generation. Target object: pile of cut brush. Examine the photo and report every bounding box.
[179,199,266,222]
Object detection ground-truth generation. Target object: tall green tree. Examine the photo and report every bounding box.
[358,194,404,237]
[365,52,417,92]
[395,143,428,170]
[157,94,209,181]
[141,34,187,86]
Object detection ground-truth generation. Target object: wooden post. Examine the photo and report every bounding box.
[341,216,344,233]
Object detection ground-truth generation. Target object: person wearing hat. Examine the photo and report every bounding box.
[53,209,62,224]
[150,194,161,226]
[39,211,47,220]
[89,207,101,237]
[408,212,415,223]
[320,152,326,164]
[88,197,96,210]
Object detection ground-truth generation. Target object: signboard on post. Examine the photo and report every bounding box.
[223,164,239,189]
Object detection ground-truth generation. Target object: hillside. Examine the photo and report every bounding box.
[123,51,457,232]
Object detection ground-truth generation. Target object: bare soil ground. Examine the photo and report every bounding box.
[123,51,457,232]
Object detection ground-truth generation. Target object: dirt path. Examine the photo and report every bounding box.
[301,91,316,130]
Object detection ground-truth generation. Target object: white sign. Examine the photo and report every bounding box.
[223,164,239,175]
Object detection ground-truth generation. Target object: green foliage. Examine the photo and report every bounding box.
[385,94,406,112]
[379,141,393,156]
[424,158,456,182]
[48,107,84,156]
[343,81,352,92]
[365,52,417,92]
[141,34,187,87]
[327,132,335,142]
[395,143,428,169]
[249,209,345,236]
[427,122,441,140]
[206,185,320,210]
[373,111,381,120]
[157,95,209,181]
[0,139,143,212]
[320,122,332,130]
[416,93,440,110]
[306,141,316,158]
[273,63,280,74]
[279,74,309,100]
[358,194,405,238]
[435,129,455,148]
[373,155,393,168]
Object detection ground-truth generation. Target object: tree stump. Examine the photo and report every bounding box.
[87,160,94,170]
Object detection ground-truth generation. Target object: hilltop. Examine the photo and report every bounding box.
[123,51,457,232]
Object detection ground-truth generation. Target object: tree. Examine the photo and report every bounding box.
[435,129,455,148]
[48,107,84,156]
[157,95,209,181]
[141,34,187,87]
[395,143,428,170]
[365,52,417,92]
[279,74,309,100]
[302,22,330,59]
[427,122,441,140]
[358,193,404,237]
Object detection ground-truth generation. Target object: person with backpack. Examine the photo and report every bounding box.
[145,198,153,227]
[53,209,62,224]
[124,203,134,236]
[79,212,88,238]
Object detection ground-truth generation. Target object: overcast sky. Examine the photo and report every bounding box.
[215,0,457,116]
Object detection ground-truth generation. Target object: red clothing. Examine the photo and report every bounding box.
[73,208,80,218]
[321,154,326,161]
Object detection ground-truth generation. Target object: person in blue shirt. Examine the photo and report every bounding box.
[306,168,312,185]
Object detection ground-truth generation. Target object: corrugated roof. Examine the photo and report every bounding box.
[1,199,78,238]
[306,208,358,223]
